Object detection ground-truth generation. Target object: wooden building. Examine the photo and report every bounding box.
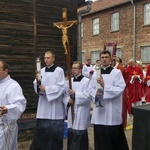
[0,0,79,111]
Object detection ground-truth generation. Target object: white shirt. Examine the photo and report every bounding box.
[0,75,26,150]
[67,76,91,130]
[82,64,93,78]
[90,69,126,125]
[33,66,66,120]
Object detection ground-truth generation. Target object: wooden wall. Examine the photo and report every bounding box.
[0,0,77,111]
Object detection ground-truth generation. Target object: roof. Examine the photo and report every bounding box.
[78,0,131,15]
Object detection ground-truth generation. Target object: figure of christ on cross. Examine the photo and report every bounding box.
[54,21,77,54]
[53,8,77,54]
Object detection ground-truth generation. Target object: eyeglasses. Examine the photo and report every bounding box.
[72,67,80,70]
[100,56,110,59]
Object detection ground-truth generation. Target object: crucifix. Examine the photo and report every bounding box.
[53,8,78,123]
[53,8,77,55]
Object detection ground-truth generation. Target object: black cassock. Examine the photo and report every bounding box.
[30,119,64,150]
[67,128,89,150]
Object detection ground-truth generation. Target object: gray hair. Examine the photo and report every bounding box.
[127,59,135,64]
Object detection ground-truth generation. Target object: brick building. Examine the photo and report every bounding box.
[80,0,150,65]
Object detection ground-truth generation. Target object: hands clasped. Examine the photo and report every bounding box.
[69,89,75,95]
[38,85,45,92]
[68,89,75,105]
[0,106,7,116]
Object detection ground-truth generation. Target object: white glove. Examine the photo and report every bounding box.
[147,80,150,86]
[137,75,142,83]
[130,76,135,84]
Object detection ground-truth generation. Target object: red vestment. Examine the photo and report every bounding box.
[125,65,144,114]
[145,65,150,102]
[117,65,127,128]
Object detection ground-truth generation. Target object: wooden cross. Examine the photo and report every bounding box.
[53,8,77,123]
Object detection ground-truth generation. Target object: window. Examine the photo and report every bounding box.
[141,46,150,63]
[92,18,99,35]
[116,49,122,59]
[81,23,83,38]
[111,12,119,31]
[82,52,85,64]
[91,51,100,64]
[144,3,150,25]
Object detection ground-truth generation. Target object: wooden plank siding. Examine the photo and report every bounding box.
[0,0,77,112]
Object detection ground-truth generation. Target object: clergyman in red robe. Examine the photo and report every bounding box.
[125,59,144,114]
[145,64,150,102]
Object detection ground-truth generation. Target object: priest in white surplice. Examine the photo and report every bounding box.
[67,61,91,150]
[30,51,66,150]
[0,59,26,150]
[90,50,129,150]
[82,59,93,78]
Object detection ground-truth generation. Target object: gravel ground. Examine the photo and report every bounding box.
[18,116,133,150]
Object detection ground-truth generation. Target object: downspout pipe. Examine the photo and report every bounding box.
[77,1,92,62]
[131,0,136,61]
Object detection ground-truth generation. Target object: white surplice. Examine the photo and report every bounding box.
[33,66,66,119]
[82,65,93,78]
[90,68,126,125]
[68,77,91,130]
[0,75,26,150]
